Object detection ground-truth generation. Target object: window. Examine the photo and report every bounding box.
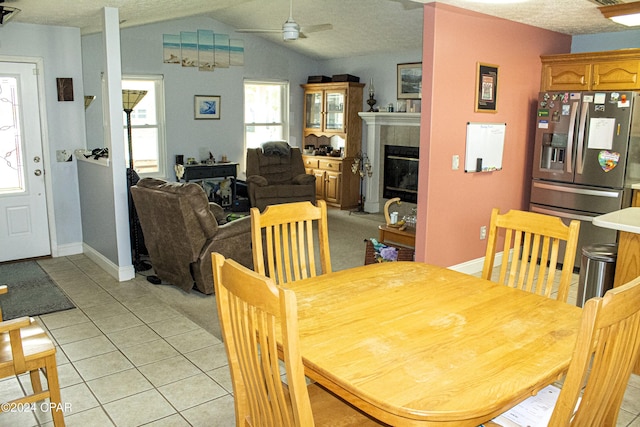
[122,76,166,178]
[244,80,289,150]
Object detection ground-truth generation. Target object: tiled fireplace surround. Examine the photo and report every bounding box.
[359,112,421,213]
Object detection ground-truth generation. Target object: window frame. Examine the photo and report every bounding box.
[243,79,290,152]
[122,75,167,179]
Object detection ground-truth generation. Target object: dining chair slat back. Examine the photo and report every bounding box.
[550,276,640,426]
[490,275,640,426]
[211,253,385,427]
[251,200,331,285]
[482,208,580,302]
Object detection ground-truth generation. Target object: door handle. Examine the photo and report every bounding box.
[34,169,42,176]
[576,100,590,175]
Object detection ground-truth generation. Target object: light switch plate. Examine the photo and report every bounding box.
[56,150,72,162]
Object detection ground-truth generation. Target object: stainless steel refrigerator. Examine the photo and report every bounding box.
[529,91,640,269]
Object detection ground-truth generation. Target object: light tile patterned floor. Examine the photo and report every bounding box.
[1,254,639,426]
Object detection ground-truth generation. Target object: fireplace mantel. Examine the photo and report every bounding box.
[359,112,421,127]
[358,112,421,212]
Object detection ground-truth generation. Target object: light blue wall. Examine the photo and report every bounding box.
[321,51,423,112]
[571,29,640,52]
[0,23,84,256]
[82,16,321,180]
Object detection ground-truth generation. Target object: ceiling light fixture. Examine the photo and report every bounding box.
[599,1,640,27]
[0,5,20,25]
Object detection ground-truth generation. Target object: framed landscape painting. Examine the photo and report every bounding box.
[397,62,422,100]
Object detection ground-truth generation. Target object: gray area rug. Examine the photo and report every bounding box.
[144,208,386,340]
[0,261,75,320]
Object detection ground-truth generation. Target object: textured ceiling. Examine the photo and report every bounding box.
[3,0,635,60]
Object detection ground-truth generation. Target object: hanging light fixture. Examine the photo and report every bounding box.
[599,1,640,27]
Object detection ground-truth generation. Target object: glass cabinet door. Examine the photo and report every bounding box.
[304,91,323,130]
[324,90,345,132]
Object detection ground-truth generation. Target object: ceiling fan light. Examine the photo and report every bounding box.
[599,2,640,27]
[282,21,299,41]
[610,12,640,26]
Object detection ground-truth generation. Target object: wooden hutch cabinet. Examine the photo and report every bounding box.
[301,82,364,209]
[540,49,640,91]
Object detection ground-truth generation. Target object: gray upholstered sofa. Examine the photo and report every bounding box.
[130,177,252,294]
[246,142,316,211]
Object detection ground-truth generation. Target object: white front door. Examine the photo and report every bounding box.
[0,61,50,262]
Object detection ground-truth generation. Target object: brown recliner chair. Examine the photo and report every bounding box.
[246,142,316,212]
[130,177,252,294]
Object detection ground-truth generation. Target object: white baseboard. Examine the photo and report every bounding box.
[448,250,506,274]
[52,241,83,258]
[82,243,135,282]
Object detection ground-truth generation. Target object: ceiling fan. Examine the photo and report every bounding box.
[236,0,333,41]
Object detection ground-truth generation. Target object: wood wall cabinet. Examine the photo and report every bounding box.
[540,49,640,91]
[301,82,364,209]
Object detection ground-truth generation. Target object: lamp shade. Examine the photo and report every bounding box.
[599,2,640,27]
[84,95,96,110]
[122,89,147,111]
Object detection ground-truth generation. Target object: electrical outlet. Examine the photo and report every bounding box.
[480,225,487,240]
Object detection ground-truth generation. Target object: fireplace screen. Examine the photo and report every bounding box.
[383,145,419,203]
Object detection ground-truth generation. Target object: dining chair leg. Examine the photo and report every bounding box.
[30,369,43,393]
[44,355,65,426]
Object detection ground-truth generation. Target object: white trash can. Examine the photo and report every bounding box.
[576,243,617,308]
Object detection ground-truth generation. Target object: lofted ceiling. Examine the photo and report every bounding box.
[3,0,636,60]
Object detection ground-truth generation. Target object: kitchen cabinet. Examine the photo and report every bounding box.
[301,82,364,209]
[540,49,640,91]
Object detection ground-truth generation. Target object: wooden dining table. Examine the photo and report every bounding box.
[287,261,583,426]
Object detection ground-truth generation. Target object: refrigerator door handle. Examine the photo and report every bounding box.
[566,101,579,174]
[531,205,594,223]
[576,100,590,175]
[532,181,620,198]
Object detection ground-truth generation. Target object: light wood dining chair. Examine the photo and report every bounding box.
[250,200,331,285]
[489,275,640,427]
[211,253,385,427]
[481,208,580,302]
[0,286,65,426]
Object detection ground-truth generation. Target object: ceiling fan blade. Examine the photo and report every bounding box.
[236,28,281,33]
[300,23,333,33]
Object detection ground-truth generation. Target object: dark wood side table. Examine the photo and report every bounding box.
[378,224,416,248]
[181,163,238,204]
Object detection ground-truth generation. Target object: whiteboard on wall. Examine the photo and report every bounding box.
[465,122,506,172]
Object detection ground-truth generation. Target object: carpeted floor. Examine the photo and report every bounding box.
[141,207,386,339]
[0,260,75,320]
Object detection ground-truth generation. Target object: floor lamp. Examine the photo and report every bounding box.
[122,89,151,272]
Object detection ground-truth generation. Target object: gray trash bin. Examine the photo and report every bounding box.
[576,243,617,308]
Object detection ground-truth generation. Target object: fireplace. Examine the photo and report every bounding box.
[383,145,419,203]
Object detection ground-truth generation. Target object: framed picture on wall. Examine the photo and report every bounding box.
[397,62,422,100]
[194,95,221,119]
[475,63,499,113]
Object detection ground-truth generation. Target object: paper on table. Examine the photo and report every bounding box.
[491,385,560,427]
[587,118,615,150]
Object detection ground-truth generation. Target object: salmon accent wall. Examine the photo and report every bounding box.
[414,3,572,267]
